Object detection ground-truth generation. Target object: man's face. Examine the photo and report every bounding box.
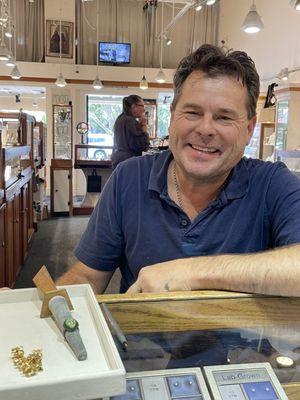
[131,101,145,118]
[169,71,257,183]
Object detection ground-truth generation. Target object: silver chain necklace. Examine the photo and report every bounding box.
[172,161,184,210]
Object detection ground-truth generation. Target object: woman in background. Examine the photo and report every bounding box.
[112,95,150,169]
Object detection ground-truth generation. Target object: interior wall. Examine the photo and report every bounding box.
[218,0,300,87]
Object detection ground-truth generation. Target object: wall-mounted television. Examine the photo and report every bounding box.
[98,42,131,64]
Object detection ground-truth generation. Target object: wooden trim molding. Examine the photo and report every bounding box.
[0,75,173,88]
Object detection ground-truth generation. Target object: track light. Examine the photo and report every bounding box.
[5,30,12,38]
[139,75,148,90]
[278,67,289,81]
[32,100,38,107]
[195,4,202,11]
[92,75,103,90]
[206,0,216,5]
[55,72,67,87]
[155,69,166,83]
[10,65,21,79]
[241,2,264,34]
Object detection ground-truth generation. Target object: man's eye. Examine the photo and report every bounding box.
[185,111,199,116]
[217,115,232,121]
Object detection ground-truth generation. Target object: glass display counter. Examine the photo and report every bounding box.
[74,144,113,167]
[97,291,300,399]
[277,150,300,178]
[3,145,31,188]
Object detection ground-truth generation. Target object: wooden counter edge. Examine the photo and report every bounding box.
[96,290,262,304]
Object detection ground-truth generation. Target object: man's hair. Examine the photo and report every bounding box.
[173,44,260,119]
[123,95,143,115]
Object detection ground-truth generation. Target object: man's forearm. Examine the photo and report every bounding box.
[55,261,113,294]
[193,243,300,296]
[127,243,300,296]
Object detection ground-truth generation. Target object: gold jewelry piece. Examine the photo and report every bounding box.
[11,346,43,377]
[173,161,184,211]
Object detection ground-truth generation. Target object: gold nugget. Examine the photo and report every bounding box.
[11,346,43,377]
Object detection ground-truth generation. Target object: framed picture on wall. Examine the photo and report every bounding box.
[46,20,74,58]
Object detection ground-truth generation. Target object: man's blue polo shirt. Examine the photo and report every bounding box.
[74,151,300,292]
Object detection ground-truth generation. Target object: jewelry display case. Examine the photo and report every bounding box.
[97,291,300,400]
[277,150,300,178]
[275,100,289,158]
[74,144,113,167]
[53,104,72,160]
[0,112,35,149]
[3,146,31,189]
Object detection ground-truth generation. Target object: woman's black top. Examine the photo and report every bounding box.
[111,113,150,168]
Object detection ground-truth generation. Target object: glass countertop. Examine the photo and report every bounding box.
[98,292,300,387]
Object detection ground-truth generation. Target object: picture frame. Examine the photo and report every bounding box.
[46,20,74,58]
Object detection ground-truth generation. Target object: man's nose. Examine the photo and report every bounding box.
[195,115,216,137]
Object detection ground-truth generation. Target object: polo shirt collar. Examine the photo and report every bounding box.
[148,151,249,201]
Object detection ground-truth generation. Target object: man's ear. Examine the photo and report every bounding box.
[246,115,257,145]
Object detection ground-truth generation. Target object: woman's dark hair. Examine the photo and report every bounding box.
[173,44,260,119]
[123,95,143,115]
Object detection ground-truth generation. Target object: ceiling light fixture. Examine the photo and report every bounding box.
[206,0,216,5]
[139,75,148,90]
[140,5,148,90]
[0,36,10,60]
[156,1,166,84]
[55,8,67,88]
[32,100,38,107]
[241,1,264,34]
[93,0,103,90]
[195,4,202,12]
[277,67,289,81]
[10,64,21,79]
[5,53,15,67]
[290,0,300,11]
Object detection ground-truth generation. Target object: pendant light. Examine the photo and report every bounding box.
[55,9,67,88]
[206,0,216,5]
[139,6,148,90]
[10,64,21,79]
[241,1,264,34]
[92,0,103,90]
[0,26,10,60]
[139,75,148,90]
[9,0,19,78]
[6,1,15,67]
[155,1,166,84]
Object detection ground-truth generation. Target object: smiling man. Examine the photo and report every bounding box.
[57,44,300,297]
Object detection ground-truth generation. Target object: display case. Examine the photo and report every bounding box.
[144,99,157,138]
[37,121,47,167]
[74,144,113,167]
[53,104,72,160]
[277,150,300,178]
[275,100,289,158]
[97,291,300,400]
[3,146,31,189]
[0,112,35,149]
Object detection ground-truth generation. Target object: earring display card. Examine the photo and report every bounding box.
[204,362,288,400]
[0,285,125,400]
[106,367,211,400]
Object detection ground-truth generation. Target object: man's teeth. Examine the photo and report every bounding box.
[191,144,218,153]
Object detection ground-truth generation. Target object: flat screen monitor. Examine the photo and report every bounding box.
[99,42,131,64]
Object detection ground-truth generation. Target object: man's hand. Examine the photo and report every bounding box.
[126,259,199,294]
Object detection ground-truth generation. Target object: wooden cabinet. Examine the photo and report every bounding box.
[50,159,73,216]
[0,204,5,287]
